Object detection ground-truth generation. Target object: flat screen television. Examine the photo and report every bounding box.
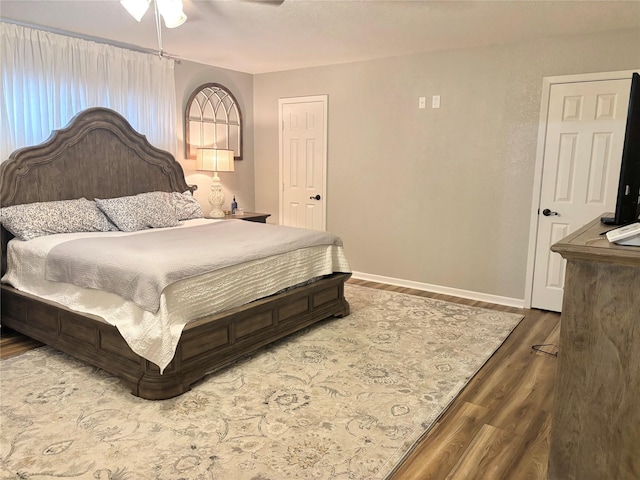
[602,72,640,226]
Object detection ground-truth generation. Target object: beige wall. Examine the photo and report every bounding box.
[173,61,255,214]
[253,28,640,302]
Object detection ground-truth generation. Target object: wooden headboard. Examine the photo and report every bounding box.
[0,107,195,273]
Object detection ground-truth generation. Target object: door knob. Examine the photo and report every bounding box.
[542,208,559,216]
[310,194,321,200]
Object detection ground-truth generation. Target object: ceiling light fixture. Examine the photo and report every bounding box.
[120,0,150,22]
[121,0,186,28]
[156,0,187,29]
[120,0,186,57]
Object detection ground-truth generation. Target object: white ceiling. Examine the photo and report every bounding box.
[1,0,639,74]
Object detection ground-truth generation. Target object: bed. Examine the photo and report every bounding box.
[0,107,351,400]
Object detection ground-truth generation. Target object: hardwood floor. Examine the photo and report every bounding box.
[0,325,42,359]
[0,278,560,479]
[347,279,560,480]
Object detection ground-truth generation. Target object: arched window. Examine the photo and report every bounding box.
[185,83,242,160]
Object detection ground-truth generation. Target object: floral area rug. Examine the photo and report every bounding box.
[0,284,523,480]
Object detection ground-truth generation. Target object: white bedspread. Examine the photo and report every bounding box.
[45,219,344,313]
[2,219,351,371]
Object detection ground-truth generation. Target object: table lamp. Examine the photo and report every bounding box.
[196,147,235,218]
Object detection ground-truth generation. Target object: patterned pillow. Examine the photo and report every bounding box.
[172,191,203,220]
[0,198,117,241]
[96,192,179,232]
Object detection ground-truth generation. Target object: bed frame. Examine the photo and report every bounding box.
[0,107,350,400]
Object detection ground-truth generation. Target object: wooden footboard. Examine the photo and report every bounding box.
[0,272,350,400]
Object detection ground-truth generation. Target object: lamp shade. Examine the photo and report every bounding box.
[162,11,187,28]
[196,148,235,173]
[120,0,150,22]
[157,0,187,28]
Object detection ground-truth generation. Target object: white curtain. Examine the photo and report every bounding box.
[0,22,177,161]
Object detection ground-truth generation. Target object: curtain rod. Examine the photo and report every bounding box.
[0,18,182,64]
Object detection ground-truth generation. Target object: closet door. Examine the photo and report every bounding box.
[531,78,630,311]
[279,95,328,231]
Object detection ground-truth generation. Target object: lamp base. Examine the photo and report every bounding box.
[208,175,226,218]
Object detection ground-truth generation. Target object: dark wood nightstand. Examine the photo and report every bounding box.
[223,212,270,223]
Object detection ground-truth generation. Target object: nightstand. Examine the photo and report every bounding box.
[222,212,271,223]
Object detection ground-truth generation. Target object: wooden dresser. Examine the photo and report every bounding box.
[548,215,640,480]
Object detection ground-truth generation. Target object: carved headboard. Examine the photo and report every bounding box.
[0,107,195,273]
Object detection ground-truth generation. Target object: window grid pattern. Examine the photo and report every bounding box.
[185,83,242,160]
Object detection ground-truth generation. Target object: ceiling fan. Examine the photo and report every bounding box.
[120,0,187,57]
[120,0,283,58]
[121,0,187,28]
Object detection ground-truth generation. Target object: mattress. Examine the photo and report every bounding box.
[1,218,351,371]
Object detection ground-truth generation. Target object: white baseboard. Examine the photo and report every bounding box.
[350,271,525,309]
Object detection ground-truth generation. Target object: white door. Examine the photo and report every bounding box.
[531,78,631,311]
[279,96,327,231]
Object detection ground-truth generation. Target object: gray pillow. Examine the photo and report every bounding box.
[0,198,117,241]
[172,191,203,220]
[96,192,179,232]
